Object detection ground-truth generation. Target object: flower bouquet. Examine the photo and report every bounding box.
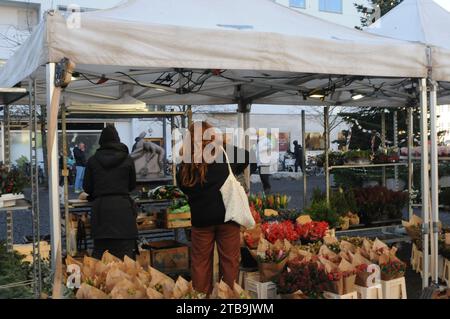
[402,214,423,242]
[261,220,300,244]
[249,203,262,224]
[248,194,265,216]
[277,257,328,299]
[149,185,186,200]
[379,254,406,281]
[296,221,329,244]
[243,224,262,250]
[320,257,357,296]
[254,238,290,282]
[350,252,373,287]
[265,194,290,210]
[210,280,251,299]
[69,252,215,299]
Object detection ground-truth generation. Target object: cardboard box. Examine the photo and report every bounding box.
[144,240,189,273]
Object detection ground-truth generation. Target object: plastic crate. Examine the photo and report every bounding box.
[244,273,279,299]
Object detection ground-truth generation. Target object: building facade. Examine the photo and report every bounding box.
[276,0,369,28]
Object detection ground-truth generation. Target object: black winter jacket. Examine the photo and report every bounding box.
[177,145,250,228]
[83,142,138,239]
[73,147,87,167]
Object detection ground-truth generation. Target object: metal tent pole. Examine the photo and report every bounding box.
[419,78,430,288]
[62,105,71,256]
[46,63,62,268]
[29,79,42,297]
[324,106,330,203]
[381,111,386,187]
[393,110,399,191]
[33,79,42,295]
[429,81,439,284]
[237,101,251,192]
[4,103,12,253]
[302,110,307,209]
[170,111,176,186]
[187,105,193,127]
[407,107,414,220]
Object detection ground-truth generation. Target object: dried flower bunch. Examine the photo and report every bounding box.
[68,252,248,299]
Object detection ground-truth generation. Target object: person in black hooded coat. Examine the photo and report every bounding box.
[83,125,138,260]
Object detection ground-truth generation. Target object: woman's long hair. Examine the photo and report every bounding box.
[179,121,220,187]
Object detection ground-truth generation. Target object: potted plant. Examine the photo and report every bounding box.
[304,199,340,230]
[343,150,371,165]
[353,186,409,224]
[373,148,400,164]
[0,165,27,208]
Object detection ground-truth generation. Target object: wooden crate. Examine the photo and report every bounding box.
[144,240,189,273]
[159,209,192,229]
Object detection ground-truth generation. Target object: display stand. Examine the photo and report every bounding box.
[244,273,279,299]
[60,106,189,257]
[355,284,383,299]
[323,291,358,299]
[381,277,407,299]
[0,87,42,298]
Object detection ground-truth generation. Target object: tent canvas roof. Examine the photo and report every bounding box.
[0,0,429,107]
[367,0,450,82]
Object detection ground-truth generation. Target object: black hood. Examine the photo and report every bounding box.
[94,142,130,169]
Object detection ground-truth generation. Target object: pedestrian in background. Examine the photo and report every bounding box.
[73,142,87,193]
[83,125,138,260]
[292,140,304,173]
[257,134,279,194]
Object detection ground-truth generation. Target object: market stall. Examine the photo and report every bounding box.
[0,0,444,297]
[365,0,450,291]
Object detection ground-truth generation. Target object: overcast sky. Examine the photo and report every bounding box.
[435,0,450,10]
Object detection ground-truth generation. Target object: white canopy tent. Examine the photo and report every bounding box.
[0,0,435,287]
[367,0,450,289]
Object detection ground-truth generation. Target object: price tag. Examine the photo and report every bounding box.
[66,264,81,289]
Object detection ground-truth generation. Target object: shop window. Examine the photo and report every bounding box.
[319,0,343,14]
[289,0,306,9]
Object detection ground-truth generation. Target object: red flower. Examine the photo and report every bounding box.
[261,220,300,243]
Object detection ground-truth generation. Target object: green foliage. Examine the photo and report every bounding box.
[316,152,344,167]
[330,188,357,217]
[0,165,28,195]
[0,242,33,299]
[310,188,357,218]
[0,242,55,299]
[343,150,371,161]
[15,156,29,172]
[304,199,340,229]
[353,186,409,223]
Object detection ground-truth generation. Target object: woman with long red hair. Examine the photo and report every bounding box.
[177,121,250,295]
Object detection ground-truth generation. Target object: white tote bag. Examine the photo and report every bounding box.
[220,147,256,229]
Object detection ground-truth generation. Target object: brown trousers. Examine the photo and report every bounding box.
[191,222,241,295]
